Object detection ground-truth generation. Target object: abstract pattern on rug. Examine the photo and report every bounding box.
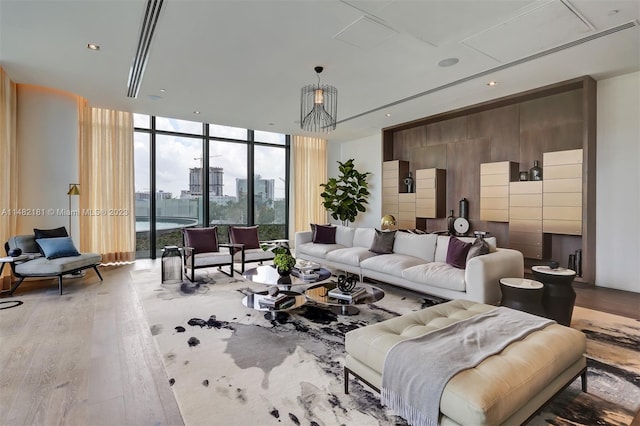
[132,269,639,426]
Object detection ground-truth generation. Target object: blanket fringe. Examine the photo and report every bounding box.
[382,387,437,426]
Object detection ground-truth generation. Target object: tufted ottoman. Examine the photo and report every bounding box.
[344,299,587,425]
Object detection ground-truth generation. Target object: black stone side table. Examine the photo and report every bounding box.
[499,278,545,316]
[531,266,577,326]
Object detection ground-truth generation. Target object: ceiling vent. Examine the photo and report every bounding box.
[126,0,164,98]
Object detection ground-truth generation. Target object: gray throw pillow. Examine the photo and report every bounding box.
[466,237,490,263]
[370,229,396,254]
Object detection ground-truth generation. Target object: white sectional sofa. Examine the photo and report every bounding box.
[294,226,524,305]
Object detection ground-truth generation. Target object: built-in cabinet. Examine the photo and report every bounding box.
[382,160,409,220]
[480,162,518,222]
[398,193,416,229]
[543,149,583,235]
[415,168,446,219]
[509,181,545,259]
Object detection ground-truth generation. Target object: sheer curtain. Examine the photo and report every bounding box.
[0,67,18,289]
[79,101,135,263]
[292,135,327,233]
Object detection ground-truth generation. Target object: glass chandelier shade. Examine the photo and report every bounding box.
[300,66,337,133]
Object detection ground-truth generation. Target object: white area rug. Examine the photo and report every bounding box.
[131,268,639,426]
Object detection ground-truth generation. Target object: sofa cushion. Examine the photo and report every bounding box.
[466,238,490,263]
[297,242,344,259]
[435,236,498,263]
[184,227,219,253]
[187,252,232,268]
[360,253,424,276]
[353,228,375,248]
[392,232,438,262]
[402,262,466,292]
[446,237,472,269]
[326,246,377,267]
[229,226,260,249]
[238,247,275,262]
[335,225,355,247]
[312,224,336,244]
[35,237,81,260]
[370,229,396,254]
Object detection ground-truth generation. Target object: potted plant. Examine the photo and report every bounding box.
[320,159,371,226]
[273,252,296,277]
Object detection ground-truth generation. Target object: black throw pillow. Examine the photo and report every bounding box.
[370,229,396,254]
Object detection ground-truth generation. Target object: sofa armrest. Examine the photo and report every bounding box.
[294,231,313,257]
[464,248,524,305]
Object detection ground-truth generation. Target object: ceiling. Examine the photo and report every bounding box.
[1,0,638,142]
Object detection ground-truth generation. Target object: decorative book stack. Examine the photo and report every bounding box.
[258,294,295,310]
[328,286,366,301]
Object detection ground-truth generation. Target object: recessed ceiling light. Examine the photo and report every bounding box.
[385,113,392,117]
[268,122,275,126]
[87,43,100,51]
[194,111,200,114]
[608,9,619,15]
[438,57,459,67]
[486,81,498,87]
[159,88,166,93]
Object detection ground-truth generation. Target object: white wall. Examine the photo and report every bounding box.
[327,133,381,228]
[595,72,640,293]
[330,71,640,293]
[16,85,80,244]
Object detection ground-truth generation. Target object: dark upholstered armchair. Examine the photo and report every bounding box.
[228,225,277,273]
[182,227,240,281]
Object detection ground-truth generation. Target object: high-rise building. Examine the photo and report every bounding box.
[189,167,224,196]
[236,175,275,202]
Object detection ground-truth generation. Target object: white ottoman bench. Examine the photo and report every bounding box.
[344,299,587,426]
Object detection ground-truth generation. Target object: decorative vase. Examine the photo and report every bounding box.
[575,249,582,277]
[459,198,469,219]
[447,209,455,235]
[403,171,414,193]
[529,160,542,181]
[519,171,529,181]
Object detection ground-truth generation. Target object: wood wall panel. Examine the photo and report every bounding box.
[382,77,595,283]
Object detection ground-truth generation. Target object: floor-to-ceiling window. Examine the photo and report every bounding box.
[134,114,289,258]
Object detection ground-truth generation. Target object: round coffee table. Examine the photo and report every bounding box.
[499,277,544,316]
[531,266,577,326]
[305,281,384,315]
[241,290,306,320]
[242,265,332,291]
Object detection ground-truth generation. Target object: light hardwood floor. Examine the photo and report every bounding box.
[1,260,638,425]
[0,260,183,426]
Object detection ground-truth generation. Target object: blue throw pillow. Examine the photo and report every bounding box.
[35,237,81,260]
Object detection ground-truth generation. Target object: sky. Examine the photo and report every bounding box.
[134,115,287,199]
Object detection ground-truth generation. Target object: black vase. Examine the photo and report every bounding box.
[277,267,291,277]
[459,198,469,219]
[575,249,582,277]
[447,210,455,235]
[529,160,542,181]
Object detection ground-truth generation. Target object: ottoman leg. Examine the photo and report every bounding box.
[581,368,588,392]
[344,367,350,394]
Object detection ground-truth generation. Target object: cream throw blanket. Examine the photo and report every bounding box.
[381,307,554,426]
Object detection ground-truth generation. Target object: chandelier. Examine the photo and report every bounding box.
[300,66,338,132]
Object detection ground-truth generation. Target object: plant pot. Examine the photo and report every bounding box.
[277,267,292,277]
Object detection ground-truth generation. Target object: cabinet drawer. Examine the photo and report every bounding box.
[480,209,509,222]
[543,192,582,207]
[509,181,542,194]
[543,206,582,221]
[481,174,509,186]
[383,187,398,197]
[383,177,398,188]
[509,231,543,245]
[399,203,415,213]
[416,198,436,211]
[481,197,509,210]
[543,178,582,193]
[481,185,509,198]
[415,178,435,190]
[416,188,435,199]
[510,194,542,207]
[509,243,543,259]
[544,164,582,179]
[543,220,582,235]
[398,211,415,221]
[383,161,400,171]
[510,219,543,233]
[398,193,415,203]
[481,161,511,175]
[415,168,435,179]
[398,219,415,229]
[509,206,542,220]
[543,149,582,166]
